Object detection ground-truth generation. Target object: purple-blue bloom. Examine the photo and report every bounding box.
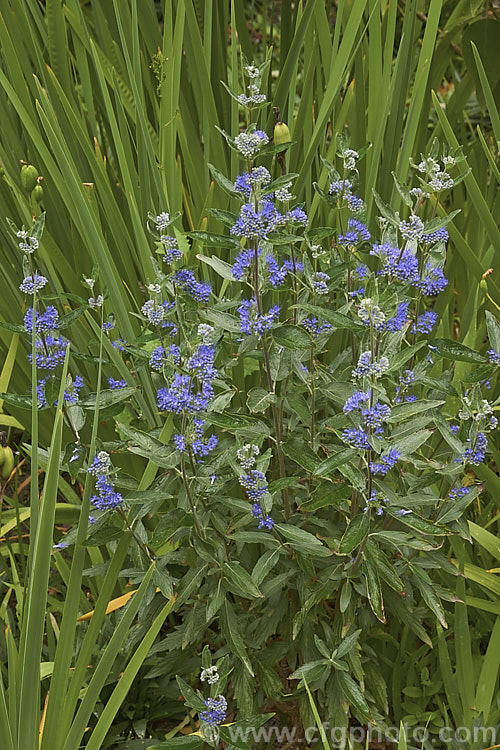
[108,377,127,390]
[302,317,333,338]
[385,301,410,332]
[487,349,500,366]
[237,298,280,338]
[239,469,268,500]
[342,427,371,450]
[460,432,487,465]
[411,310,438,334]
[230,200,280,239]
[418,263,448,295]
[422,227,448,245]
[232,247,258,280]
[369,449,401,476]
[173,270,211,303]
[338,218,370,246]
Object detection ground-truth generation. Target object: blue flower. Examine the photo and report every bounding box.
[234,130,269,158]
[361,403,391,430]
[239,469,268,500]
[411,310,438,334]
[283,206,308,226]
[329,179,352,197]
[460,432,487,465]
[422,227,448,245]
[343,390,371,413]
[449,485,470,500]
[399,215,424,241]
[237,299,280,338]
[250,502,274,529]
[24,306,59,334]
[230,200,280,239]
[29,334,68,370]
[174,434,186,452]
[161,235,183,263]
[311,272,330,295]
[200,695,228,725]
[88,451,123,511]
[385,301,410,332]
[370,244,419,284]
[19,273,48,294]
[342,427,371,449]
[487,349,500,366]
[265,255,288,287]
[418,263,448,295]
[369,449,401,476]
[173,270,211,303]
[157,374,212,414]
[338,218,370,246]
[108,377,127,389]
[232,247,258,280]
[302,317,333,338]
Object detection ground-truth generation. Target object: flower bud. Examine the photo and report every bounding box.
[274,121,291,148]
[33,184,44,203]
[1,446,14,481]
[479,279,488,294]
[21,164,39,193]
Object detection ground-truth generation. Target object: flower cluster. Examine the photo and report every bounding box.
[88,451,123,511]
[19,273,47,294]
[24,307,67,370]
[236,444,274,529]
[200,695,227,726]
[237,298,280,339]
[234,129,269,158]
[173,269,211,303]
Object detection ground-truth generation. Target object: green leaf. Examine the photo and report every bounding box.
[79,387,136,409]
[339,514,370,554]
[363,540,404,593]
[82,527,123,547]
[372,189,399,225]
[485,311,500,353]
[412,568,447,628]
[223,562,263,599]
[197,254,235,280]
[175,676,205,711]
[300,483,351,512]
[276,524,331,557]
[188,230,241,250]
[386,510,451,537]
[150,739,203,750]
[295,302,364,330]
[392,429,432,455]
[221,601,254,676]
[200,309,241,332]
[246,387,276,413]
[429,339,486,364]
[388,399,444,423]
[314,448,358,477]
[0,393,37,410]
[282,438,321,473]
[207,412,271,435]
[272,324,312,349]
[208,162,241,198]
[57,307,87,330]
[363,560,386,623]
[337,671,371,719]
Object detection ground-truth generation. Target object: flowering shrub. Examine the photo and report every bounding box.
[6,60,500,743]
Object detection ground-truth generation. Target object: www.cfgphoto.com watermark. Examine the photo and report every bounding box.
[201,721,498,747]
